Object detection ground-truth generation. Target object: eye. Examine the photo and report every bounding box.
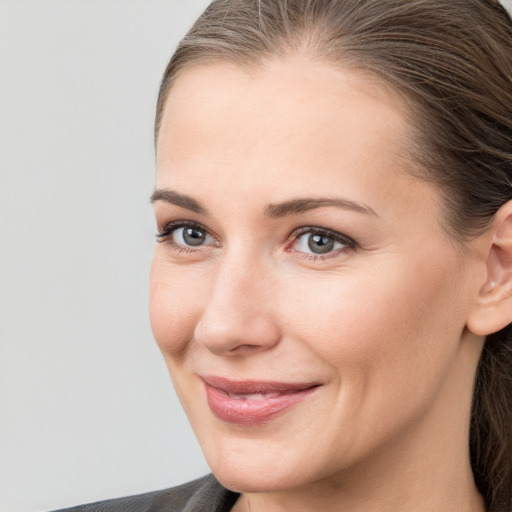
[156,222,217,249]
[289,227,356,257]
[173,226,212,247]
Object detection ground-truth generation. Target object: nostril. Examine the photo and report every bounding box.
[228,343,267,355]
[194,310,281,356]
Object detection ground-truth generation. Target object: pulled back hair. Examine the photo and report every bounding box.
[155,1,512,510]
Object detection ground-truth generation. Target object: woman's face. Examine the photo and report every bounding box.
[151,58,484,493]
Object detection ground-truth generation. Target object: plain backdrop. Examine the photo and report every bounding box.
[2,1,512,512]
[0,1,211,511]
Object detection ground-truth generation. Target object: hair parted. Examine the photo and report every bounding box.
[155,1,512,510]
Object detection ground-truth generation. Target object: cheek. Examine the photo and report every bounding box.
[271,253,468,460]
[279,251,466,395]
[149,255,205,360]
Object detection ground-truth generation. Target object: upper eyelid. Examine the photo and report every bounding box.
[290,226,357,245]
[158,220,212,235]
[156,220,219,247]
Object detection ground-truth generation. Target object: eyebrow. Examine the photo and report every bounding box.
[150,188,378,218]
[264,197,378,218]
[150,189,208,215]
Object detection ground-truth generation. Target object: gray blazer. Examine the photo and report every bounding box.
[52,474,239,512]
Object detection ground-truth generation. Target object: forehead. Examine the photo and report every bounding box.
[155,57,423,212]
[157,56,410,161]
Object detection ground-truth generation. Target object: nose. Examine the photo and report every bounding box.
[193,255,281,356]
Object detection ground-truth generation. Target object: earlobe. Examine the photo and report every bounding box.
[467,201,512,337]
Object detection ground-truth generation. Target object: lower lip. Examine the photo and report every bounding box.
[204,382,318,426]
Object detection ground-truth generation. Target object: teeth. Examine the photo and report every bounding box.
[228,392,282,400]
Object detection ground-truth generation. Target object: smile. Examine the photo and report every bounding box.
[201,376,321,426]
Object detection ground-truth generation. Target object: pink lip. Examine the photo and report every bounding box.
[202,376,320,426]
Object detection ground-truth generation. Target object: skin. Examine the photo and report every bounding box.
[150,57,494,512]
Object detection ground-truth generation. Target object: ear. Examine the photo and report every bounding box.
[467,200,512,336]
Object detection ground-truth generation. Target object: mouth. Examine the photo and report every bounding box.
[201,375,321,426]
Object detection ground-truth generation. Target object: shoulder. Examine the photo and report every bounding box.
[51,474,240,512]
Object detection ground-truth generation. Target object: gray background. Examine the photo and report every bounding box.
[1,1,511,512]
[0,1,210,511]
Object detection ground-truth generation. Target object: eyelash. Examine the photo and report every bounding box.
[156,221,358,260]
[156,221,216,254]
[286,226,358,261]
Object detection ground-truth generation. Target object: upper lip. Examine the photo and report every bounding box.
[201,375,321,394]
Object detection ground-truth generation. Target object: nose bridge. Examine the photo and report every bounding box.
[194,246,280,355]
[215,249,255,301]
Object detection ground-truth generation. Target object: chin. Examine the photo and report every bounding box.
[211,464,309,494]
[199,432,331,494]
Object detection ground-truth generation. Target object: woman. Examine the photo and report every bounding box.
[57,0,512,511]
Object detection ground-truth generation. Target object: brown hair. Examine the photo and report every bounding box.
[155,1,512,510]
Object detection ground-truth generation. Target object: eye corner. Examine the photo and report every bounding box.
[155,220,220,253]
[286,226,358,261]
